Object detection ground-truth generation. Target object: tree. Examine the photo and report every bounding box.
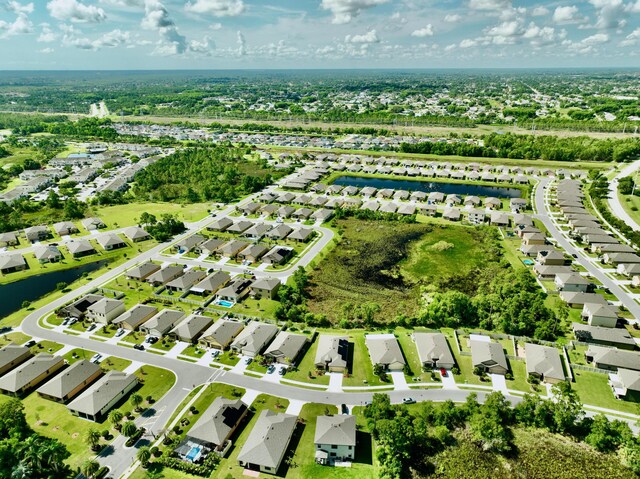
[81,460,100,479]
[585,414,632,452]
[419,290,478,328]
[620,440,640,474]
[0,398,30,439]
[109,410,124,430]
[469,392,513,453]
[137,446,152,467]
[139,212,157,226]
[86,428,101,451]
[550,382,584,434]
[130,393,144,412]
[121,421,137,438]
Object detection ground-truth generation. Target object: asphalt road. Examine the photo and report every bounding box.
[534,177,640,319]
[608,160,640,232]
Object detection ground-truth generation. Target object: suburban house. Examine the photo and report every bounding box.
[195,238,226,256]
[537,250,566,266]
[61,294,104,319]
[289,228,314,242]
[262,246,294,266]
[618,263,640,277]
[140,309,184,338]
[216,278,254,303]
[190,271,230,296]
[524,343,566,383]
[227,221,253,234]
[86,298,126,324]
[67,240,95,258]
[250,278,281,300]
[470,338,509,375]
[0,344,32,376]
[123,226,150,242]
[169,314,214,343]
[554,273,590,292]
[97,234,127,251]
[582,303,619,328]
[585,346,640,372]
[413,332,456,370]
[314,336,349,373]
[0,353,65,397]
[0,255,27,274]
[147,265,185,286]
[24,225,50,243]
[207,217,233,232]
[277,205,296,218]
[36,360,102,403]
[237,410,297,475]
[489,212,509,226]
[314,414,356,465]
[266,224,293,240]
[242,224,271,241]
[34,245,63,264]
[166,270,207,293]
[53,221,78,236]
[238,244,270,263]
[365,334,406,371]
[199,319,245,350]
[467,209,485,224]
[112,304,158,331]
[175,234,206,253]
[572,323,636,350]
[230,321,279,357]
[522,232,546,245]
[179,397,248,458]
[126,262,161,281]
[604,253,640,266]
[442,207,461,221]
[0,232,18,247]
[67,371,139,421]
[237,202,262,215]
[218,240,250,259]
[559,291,609,308]
[263,331,309,365]
[81,217,106,231]
[609,368,640,399]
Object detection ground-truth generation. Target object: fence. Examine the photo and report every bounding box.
[571,363,613,375]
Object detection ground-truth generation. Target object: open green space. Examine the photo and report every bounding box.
[132,365,176,406]
[62,348,96,364]
[90,201,211,229]
[343,333,385,387]
[572,370,639,415]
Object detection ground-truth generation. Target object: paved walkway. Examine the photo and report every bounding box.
[285,399,306,415]
[440,371,458,389]
[241,389,260,406]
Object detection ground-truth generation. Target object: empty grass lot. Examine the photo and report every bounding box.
[91,201,211,229]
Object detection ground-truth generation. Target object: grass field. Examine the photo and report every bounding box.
[617,191,640,229]
[572,370,639,415]
[91,201,211,229]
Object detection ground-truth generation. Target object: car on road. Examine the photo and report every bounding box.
[440,368,447,377]
[267,365,276,374]
[572,253,578,258]
[133,344,145,351]
[115,328,125,337]
[402,397,416,404]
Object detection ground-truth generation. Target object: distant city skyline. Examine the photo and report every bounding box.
[0,0,639,69]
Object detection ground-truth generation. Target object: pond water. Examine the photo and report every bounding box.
[332,176,522,199]
[0,260,107,319]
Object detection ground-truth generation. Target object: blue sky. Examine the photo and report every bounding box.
[0,0,639,69]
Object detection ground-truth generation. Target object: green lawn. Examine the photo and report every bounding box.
[396,330,428,381]
[31,340,64,355]
[100,355,132,371]
[132,365,176,406]
[286,337,331,385]
[343,333,384,387]
[507,360,532,393]
[92,201,211,229]
[572,370,639,415]
[62,348,97,364]
[0,331,31,345]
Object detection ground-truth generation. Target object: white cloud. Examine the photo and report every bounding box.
[411,24,434,37]
[321,0,389,24]
[620,27,640,45]
[142,0,189,55]
[523,22,560,46]
[531,6,549,16]
[589,0,626,30]
[581,32,609,44]
[99,0,144,6]
[236,30,246,55]
[188,36,215,54]
[468,0,511,11]
[39,47,54,53]
[47,0,107,23]
[6,1,34,14]
[0,12,33,38]
[628,0,640,12]
[345,29,380,43]
[63,27,130,49]
[444,14,462,22]
[37,23,58,42]
[459,38,478,48]
[552,5,584,24]
[210,22,222,30]
[185,0,245,17]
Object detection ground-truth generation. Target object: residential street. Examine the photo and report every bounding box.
[608,159,640,232]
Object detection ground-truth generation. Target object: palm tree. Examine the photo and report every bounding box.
[130,393,144,412]
[109,410,123,430]
[81,460,100,479]
[121,421,137,438]
[137,446,151,467]
[86,428,101,451]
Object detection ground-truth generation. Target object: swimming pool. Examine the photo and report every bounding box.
[186,446,201,462]
[216,300,234,308]
[522,259,534,265]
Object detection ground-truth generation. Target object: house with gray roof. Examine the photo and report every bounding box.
[277,205,296,218]
[237,410,298,475]
[238,243,270,263]
[314,414,356,465]
[610,368,640,399]
[442,207,461,221]
[61,294,103,319]
[199,319,245,350]
[0,344,32,376]
[124,226,150,242]
[413,332,455,370]
[219,240,250,258]
[262,246,294,266]
[139,309,185,337]
[230,321,279,357]
[37,360,102,403]
[0,254,26,274]
[0,232,18,247]
[216,278,253,303]
[112,304,158,331]
[81,217,106,231]
[242,224,272,242]
[524,343,566,383]
[554,273,589,293]
[227,220,253,234]
[266,224,293,241]
[169,314,214,343]
[586,346,640,372]
[470,338,508,375]
[87,298,126,324]
[582,303,619,328]
[311,208,334,222]
[289,228,314,242]
[250,278,281,300]
[207,217,233,232]
[314,336,349,373]
[0,353,65,397]
[559,291,609,308]
[264,332,309,365]
[166,270,206,293]
[24,225,50,243]
[147,265,184,286]
[365,334,405,371]
[180,397,248,456]
[34,244,62,263]
[126,262,161,281]
[53,221,78,236]
[194,238,226,256]
[97,234,126,251]
[175,234,206,253]
[67,239,95,258]
[572,323,636,350]
[190,271,230,296]
[67,370,139,421]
